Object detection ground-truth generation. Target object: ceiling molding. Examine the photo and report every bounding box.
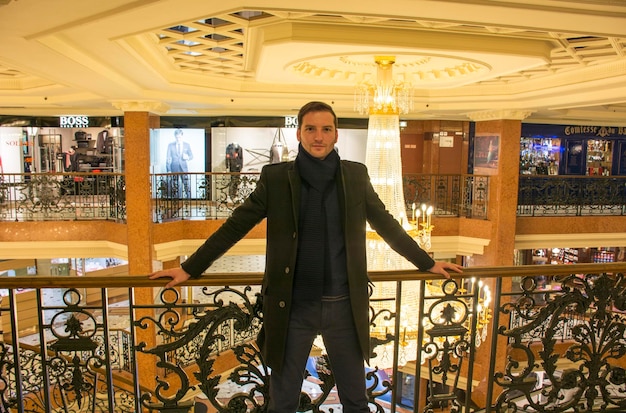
[515,233,626,250]
[0,241,128,260]
[467,110,534,121]
[0,1,625,121]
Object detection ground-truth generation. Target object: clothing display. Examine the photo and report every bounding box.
[96,129,115,154]
[225,142,244,199]
[269,129,289,164]
[96,130,108,153]
[225,142,243,172]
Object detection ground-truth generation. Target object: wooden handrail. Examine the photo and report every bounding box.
[1,262,624,289]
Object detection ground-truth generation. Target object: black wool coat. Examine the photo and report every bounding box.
[181,160,436,373]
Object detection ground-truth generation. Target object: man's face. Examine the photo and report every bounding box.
[297,111,338,160]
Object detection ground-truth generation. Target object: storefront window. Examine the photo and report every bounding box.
[586,139,612,176]
[520,137,560,175]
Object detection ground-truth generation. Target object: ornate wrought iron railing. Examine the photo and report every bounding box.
[152,172,490,222]
[517,175,626,216]
[6,172,626,222]
[403,174,489,220]
[1,262,625,412]
[0,173,126,222]
[151,172,260,222]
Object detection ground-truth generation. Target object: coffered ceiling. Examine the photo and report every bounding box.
[1,0,626,124]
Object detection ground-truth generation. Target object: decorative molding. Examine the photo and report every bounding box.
[467,109,534,121]
[110,100,169,113]
[515,233,626,250]
[0,236,487,264]
[0,241,127,260]
[430,236,491,259]
[153,239,266,262]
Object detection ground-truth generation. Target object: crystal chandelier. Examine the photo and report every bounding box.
[354,56,413,116]
[362,56,426,270]
[360,58,490,373]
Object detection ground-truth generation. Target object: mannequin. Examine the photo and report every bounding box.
[225,142,243,200]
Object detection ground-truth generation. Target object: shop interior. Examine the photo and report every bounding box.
[23,127,124,174]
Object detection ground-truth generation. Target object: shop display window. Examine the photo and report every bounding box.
[586,139,612,176]
[520,137,560,175]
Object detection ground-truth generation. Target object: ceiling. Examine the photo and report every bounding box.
[1,0,626,124]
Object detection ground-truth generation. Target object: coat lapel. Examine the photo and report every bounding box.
[288,166,301,230]
[338,161,348,233]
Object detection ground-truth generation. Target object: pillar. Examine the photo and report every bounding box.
[469,111,532,266]
[114,100,166,396]
[466,110,533,407]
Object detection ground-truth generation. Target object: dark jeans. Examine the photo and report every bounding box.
[268,297,369,413]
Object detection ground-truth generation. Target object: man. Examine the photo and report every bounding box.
[166,128,193,198]
[150,101,463,412]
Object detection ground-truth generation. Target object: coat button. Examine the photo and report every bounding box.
[284,267,290,274]
[292,232,296,239]
[279,301,286,308]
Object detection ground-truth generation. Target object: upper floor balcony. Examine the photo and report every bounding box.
[1,172,625,224]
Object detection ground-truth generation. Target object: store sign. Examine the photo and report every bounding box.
[523,123,626,139]
[0,128,24,174]
[564,125,626,138]
[59,115,89,128]
[284,116,298,128]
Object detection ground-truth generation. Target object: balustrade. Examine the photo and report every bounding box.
[1,263,625,412]
[518,175,626,216]
[3,172,626,223]
[0,172,488,223]
[0,173,125,222]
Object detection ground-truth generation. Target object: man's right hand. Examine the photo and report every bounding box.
[149,267,191,288]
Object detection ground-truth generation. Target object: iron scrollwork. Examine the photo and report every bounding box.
[135,286,268,412]
[135,284,394,412]
[496,272,626,412]
[422,279,473,413]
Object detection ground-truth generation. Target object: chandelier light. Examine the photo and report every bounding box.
[354,56,413,116]
[363,56,424,270]
[361,56,491,374]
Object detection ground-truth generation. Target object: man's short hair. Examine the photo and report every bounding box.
[174,128,184,138]
[297,101,338,129]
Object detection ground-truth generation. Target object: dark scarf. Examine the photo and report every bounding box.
[293,144,340,300]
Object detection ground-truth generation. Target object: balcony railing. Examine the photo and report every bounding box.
[0,173,125,222]
[0,172,490,223]
[4,172,626,223]
[518,175,626,216]
[151,172,490,222]
[1,262,625,412]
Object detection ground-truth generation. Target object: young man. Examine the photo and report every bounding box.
[150,101,463,412]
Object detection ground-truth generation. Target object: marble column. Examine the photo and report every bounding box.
[468,110,532,266]
[114,100,166,394]
[465,109,532,407]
